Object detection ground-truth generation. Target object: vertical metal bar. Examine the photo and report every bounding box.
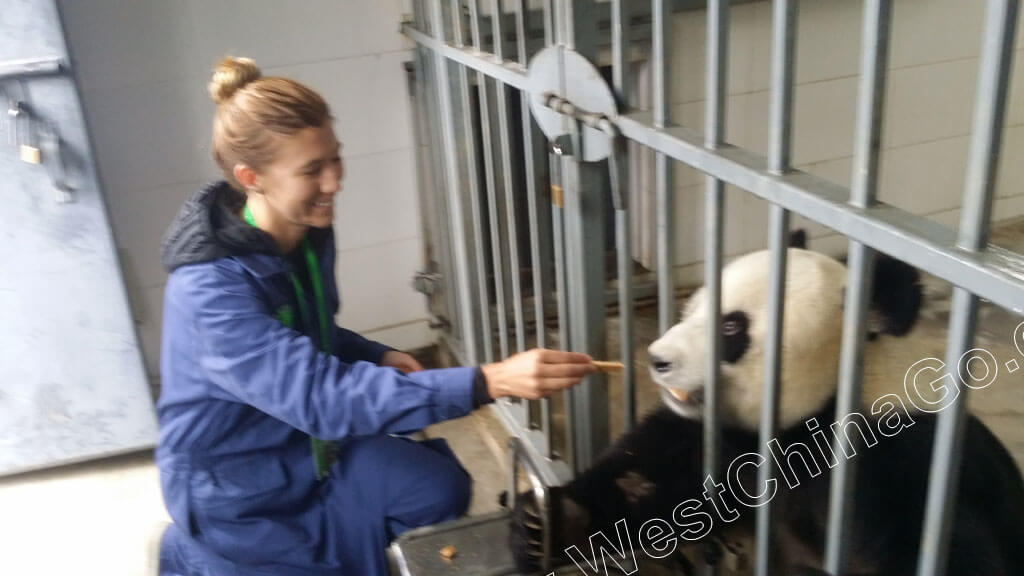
[563,113,608,473]
[550,146,571,463]
[611,0,636,430]
[757,2,798,575]
[918,2,1018,574]
[653,0,675,334]
[491,0,528,356]
[516,0,552,454]
[704,3,728,574]
[566,0,608,473]
[542,0,554,47]
[418,0,461,349]
[469,0,510,360]
[451,0,494,364]
[825,1,891,572]
[427,0,479,364]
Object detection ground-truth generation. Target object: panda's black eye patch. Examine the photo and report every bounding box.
[722,311,750,364]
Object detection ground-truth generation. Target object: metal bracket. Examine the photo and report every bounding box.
[412,270,442,296]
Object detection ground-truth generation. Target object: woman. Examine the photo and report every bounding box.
[154,57,595,575]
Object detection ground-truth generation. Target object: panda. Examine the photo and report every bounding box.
[511,240,1024,576]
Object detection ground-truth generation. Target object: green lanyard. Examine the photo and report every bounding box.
[243,204,336,480]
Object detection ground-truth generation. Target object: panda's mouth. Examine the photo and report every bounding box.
[661,386,704,411]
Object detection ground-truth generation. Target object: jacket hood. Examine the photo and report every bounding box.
[160,181,278,272]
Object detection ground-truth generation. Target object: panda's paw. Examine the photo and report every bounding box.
[615,470,657,505]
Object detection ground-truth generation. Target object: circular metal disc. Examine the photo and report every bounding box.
[527,46,618,162]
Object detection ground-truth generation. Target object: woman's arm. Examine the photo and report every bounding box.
[176,263,477,439]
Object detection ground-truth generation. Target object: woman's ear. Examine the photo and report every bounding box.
[233,163,259,192]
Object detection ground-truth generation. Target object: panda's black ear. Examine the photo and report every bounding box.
[868,254,923,337]
[788,228,808,249]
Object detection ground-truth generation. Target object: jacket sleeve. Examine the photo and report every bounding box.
[182,264,477,440]
[332,325,393,365]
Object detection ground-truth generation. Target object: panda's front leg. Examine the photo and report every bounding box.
[510,408,713,573]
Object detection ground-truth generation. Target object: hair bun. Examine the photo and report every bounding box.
[208,57,261,104]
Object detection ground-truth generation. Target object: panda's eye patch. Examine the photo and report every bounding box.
[721,311,750,363]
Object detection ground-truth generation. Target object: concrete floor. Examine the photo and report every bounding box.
[1,218,1021,576]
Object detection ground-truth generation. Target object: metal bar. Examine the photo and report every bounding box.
[451,0,495,364]
[704,3,728,574]
[825,1,891,569]
[611,0,635,431]
[416,1,461,346]
[469,0,510,361]
[918,2,1019,574]
[563,112,608,473]
[613,113,1024,316]
[491,0,528,356]
[612,0,630,106]
[516,0,552,454]
[401,21,1024,315]
[402,22,530,91]
[653,0,675,335]
[757,2,798,574]
[542,0,554,47]
[0,56,63,81]
[611,139,636,432]
[550,145,571,464]
[427,0,479,364]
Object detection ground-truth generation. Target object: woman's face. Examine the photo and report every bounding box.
[256,124,343,229]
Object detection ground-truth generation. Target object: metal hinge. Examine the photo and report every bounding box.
[412,271,442,296]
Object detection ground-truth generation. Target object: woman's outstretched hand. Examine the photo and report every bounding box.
[480,348,597,401]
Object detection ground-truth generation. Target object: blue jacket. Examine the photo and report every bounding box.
[156,182,484,573]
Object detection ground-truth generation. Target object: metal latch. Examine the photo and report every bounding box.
[412,271,442,296]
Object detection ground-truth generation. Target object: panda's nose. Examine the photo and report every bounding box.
[649,354,673,373]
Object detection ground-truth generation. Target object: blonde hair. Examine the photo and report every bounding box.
[208,57,331,191]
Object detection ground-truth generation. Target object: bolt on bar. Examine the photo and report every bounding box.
[611,0,637,431]
[450,0,495,364]
[469,0,511,361]
[491,0,529,357]
[427,0,480,364]
[918,2,1019,575]
[824,1,891,572]
[653,0,675,335]
[757,1,799,574]
[704,2,729,574]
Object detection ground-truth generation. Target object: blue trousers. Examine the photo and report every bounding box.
[160,435,471,575]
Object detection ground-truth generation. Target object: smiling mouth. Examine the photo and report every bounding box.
[314,201,332,208]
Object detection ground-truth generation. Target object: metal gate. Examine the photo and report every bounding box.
[403,1,1024,574]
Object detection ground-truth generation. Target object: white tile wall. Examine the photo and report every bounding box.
[60,0,407,97]
[334,237,428,334]
[60,0,433,383]
[335,148,421,252]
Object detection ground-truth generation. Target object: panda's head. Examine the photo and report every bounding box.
[647,245,924,431]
